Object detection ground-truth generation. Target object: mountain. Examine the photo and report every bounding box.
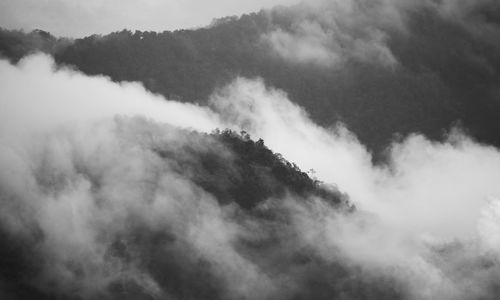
[1,1,500,157]
[0,122,411,300]
[2,1,500,299]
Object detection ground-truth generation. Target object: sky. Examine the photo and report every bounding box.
[0,0,299,37]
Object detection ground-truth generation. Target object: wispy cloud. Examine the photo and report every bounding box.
[261,0,403,67]
[261,0,500,68]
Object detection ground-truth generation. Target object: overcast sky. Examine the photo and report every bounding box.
[0,0,299,37]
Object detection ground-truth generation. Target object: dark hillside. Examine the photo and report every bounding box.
[0,28,64,62]
[0,122,405,300]
[1,1,499,155]
[155,128,346,209]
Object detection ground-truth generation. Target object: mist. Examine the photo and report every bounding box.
[262,0,500,70]
[1,54,500,299]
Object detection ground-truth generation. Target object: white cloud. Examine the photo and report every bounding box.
[0,53,220,138]
[211,77,500,299]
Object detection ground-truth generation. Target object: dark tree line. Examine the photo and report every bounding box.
[155,128,348,210]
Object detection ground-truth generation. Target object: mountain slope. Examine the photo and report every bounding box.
[0,119,410,300]
[1,1,499,155]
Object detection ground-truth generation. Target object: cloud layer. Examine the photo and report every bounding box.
[2,55,500,299]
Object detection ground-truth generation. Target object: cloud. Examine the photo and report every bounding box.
[0,54,219,136]
[261,0,402,67]
[211,77,500,299]
[262,21,343,67]
[2,55,500,299]
[212,79,500,239]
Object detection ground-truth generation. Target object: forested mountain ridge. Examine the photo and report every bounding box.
[0,28,69,61]
[1,1,499,156]
[156,128,347,209]
[2,1,500,299]
[1,121,402,300]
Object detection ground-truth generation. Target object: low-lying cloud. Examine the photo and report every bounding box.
[1,54,500,299]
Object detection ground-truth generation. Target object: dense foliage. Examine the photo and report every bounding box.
[0,28,68,62]
[156,129,346,209]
